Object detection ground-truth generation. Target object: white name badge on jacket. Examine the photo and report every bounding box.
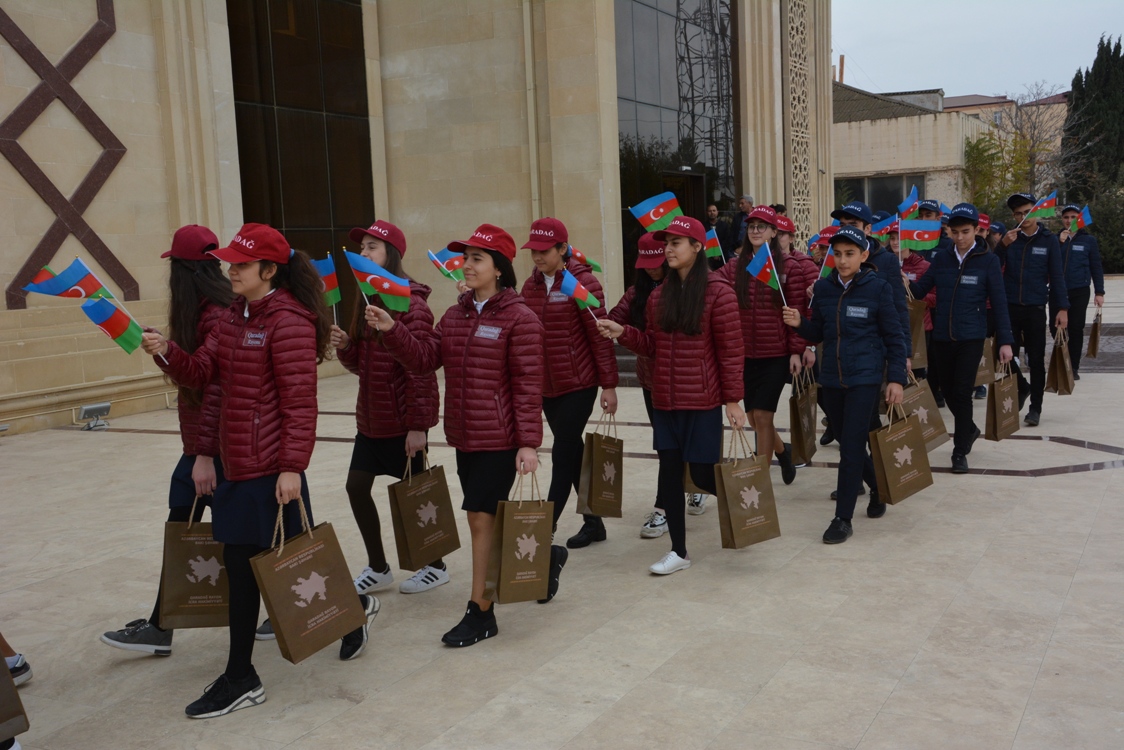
[475,324,502,340]
[243,330,267,347]
[846,306,869,319]
[548,291,570,303]
[961,275,979,285]
[1031,246,1047,256]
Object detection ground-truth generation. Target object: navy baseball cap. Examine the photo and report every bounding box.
[829,225,869,249]
[1060,204,1081,214]
[918,199,941,213]
[872,210,892,223]
[1006,192,1035,209]
[830,201,874,225]
[990,221,1007,235]
[948,203,979,226]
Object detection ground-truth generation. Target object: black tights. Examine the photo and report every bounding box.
[657,450,717,558]
[149,503,207,629]
[542,387,598,523]
[222,543,265,681]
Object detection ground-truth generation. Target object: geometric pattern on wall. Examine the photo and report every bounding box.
[781,0,814,241]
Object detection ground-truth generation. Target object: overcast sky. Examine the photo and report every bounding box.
[831,0,1123,98]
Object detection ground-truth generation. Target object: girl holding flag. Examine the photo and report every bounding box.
[597,216,745,575]
[101,225,232,658]
[720,205,808,485]
[367,224,557,645]
[332,221,445,596]
[141,223,379,718]
[519,218,619,550]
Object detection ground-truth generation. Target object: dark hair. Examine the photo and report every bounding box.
[629,262,667,329]
[734,233,784,309]
[259,250,333,364]
[166,258,234,407]
[485,249,519,290]
[770,203,787,215]
[657,242,709,336]
[348,244,410,341]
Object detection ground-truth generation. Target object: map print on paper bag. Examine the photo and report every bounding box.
[292,571,329,608]
[186,556,223,586]
[894,445,914,468]
[602,461,616,485]
[740,485,760,511]
[913,406,929,425]
[416,501,438,527]
[514,533,540,562]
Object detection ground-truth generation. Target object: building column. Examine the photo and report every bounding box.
[737,0,786,210]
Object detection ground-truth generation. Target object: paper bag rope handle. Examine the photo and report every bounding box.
[271,495,314,557]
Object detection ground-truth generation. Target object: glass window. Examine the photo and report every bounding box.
[868,176,904,216]
[615,0,634,101]
[632,3,660,106]
[834,178,865,206]
[905,174,927,201]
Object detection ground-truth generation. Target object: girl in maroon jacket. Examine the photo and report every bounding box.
[777,214,821,378]
[519,217,619,550]
[598,217,746,575]
[332,220,445,596]
[369,224,555,647]
[102,225,232,658]
[142,223,378,719]
[720,205,809,486]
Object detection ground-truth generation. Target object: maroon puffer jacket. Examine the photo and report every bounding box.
[157,288,320,481]
[719,253,805,358]
[178,300,225,457]
[337,281,440,439]
[618,274,744,410]
[520,258,618,398]
[783,252,820,351]
[382,287,544,452]
[608,285,654,391]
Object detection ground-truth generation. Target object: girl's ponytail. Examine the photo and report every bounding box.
[270,250,333,363]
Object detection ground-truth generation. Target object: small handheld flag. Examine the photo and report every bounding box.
[23,258,112,299]
[1069,206,1093,234]
[1026,191,1058,221]
[558,269,601,312]
[81,298,143,354]
[629,192,683,232]
[898,220,942,251]
[345,251,411,312]
[898,185,920,220]
[567,245,603,273]
[704,229,724,260]
[746,243,787,306]
[870,213,899,243]
[939,202,952,216]
[428,248,466,281]
[819,247,836,279]
[310,255,341,307]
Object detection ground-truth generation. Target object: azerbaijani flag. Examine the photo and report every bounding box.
[428,248,465,281]
[746,244,780,291]
[344,251,411,312]
[568,245,603,273]
[310,255,341,307]
[819,247,837,279]
[1069,205,1093,234]
[558,269,601,310]
[1026,191,1058,220]
[939,202,952,216]
[899,220,942,251]
[81,298,142,354]
[23,257,111,299]
[629,191,683,231]
[870,213,899,243]
[704,228,723,259]
[898,185,920,220]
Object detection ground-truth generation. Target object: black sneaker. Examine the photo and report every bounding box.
[973,385,987,400]
[951,453,969,474]
[1074,372,1081,381]
[442,601,498,647]
[823,517,853,544]
[566,517,607,549]
[935,394,946,408]
[866,489,886,519]
[537,545,568,604]
[1018,384,1030,411]
[830,487,866,502]
[819,424,835,446]
[777,443,797,485]
[100,619,173,656]
[7,654,31,686]
[1025,410,1040,427]
[963,425,981,456]
[185,670,264,719]
[340,595,380,661]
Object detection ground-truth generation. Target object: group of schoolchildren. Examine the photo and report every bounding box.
[71,189,1102,722]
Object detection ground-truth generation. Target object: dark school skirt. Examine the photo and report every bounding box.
[652,406,723,464]
[743,356,791,413]
[455,449,518,514]
[210,472,314,548]
[350,431,426,478]
[168,453,226,509]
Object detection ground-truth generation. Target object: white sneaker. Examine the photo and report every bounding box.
[640,511,668,538]
[254,619,275,641]
[686,493,708,515]
[399,565,450,594]
[354,566,395,595]
[649,551,691,575]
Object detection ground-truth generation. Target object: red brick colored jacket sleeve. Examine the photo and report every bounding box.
[159,334,217,393]
[400,286,440,432]
[508,305,545,449]
[711,279,745,403]
[192,305,226,458]
[382,311,445,375]
[336,334,361,375]
[575,266,619,390]
[608,286,635,325]
[272,311,320,474]
[783,255,816,355]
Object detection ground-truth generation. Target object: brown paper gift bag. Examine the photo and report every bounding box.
[484,474,553,604]
[907,296,929,369]
[1045,328,1075,395]
[576,413,624,518]
[985,362,1021,441]
[251,503,367,664]
[388,453,461,571]
[869,404,933,504]
[714,428,781,549]
[0,666,29,743]
[159,496,230,630]
[974,337,996,387]
[788,369,818,465]
[1087,308,1101,358]
[900,372,949,453]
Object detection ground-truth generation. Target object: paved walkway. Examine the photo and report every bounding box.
[2,285,1123,749]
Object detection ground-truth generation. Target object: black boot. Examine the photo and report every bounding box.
[566,516,607,549]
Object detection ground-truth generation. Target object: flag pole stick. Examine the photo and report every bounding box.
[332,303,339,327]
[587,307,600,325]
[82,259,167,363]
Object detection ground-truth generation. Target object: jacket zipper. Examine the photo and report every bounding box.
[1017,238,1025,305]
[948,252,970,342]
[835,282,849,387]
[462,305,481,438]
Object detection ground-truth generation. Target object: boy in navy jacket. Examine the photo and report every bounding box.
[910,204,1014,474]
[1053,205,1105,378]
[782,226,908,545]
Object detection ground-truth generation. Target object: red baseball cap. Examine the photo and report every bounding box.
[522,217,568,251]
[653,216,706,246]
[448,223,517,262]
[978,213,991,231]
[775,215,796,234]
[813,225,839,247]
[635,232,665,269]
[209,223,291,265]
[161,224,219,261]
[747,205,779,227]
[349,220,408,257]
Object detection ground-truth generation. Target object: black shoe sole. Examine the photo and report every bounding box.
[186,685,265,719]
[565,531,606,549]
[99,634,172,657]
[1024,414,1040,426]
[441,625,498,648]
[951,464,969,475]
[823,530,853,544]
